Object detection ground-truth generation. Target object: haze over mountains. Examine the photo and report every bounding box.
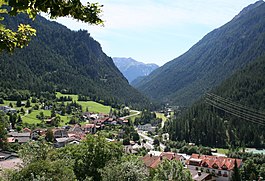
[134,1,265,107]
[113,57,159,83]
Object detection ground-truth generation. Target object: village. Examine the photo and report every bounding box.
[0,101,247,181]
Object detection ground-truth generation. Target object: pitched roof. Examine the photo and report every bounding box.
[141,155,161,168]
[141,152,184,169]
[82,124,95,128]
[188,154,242,171]
[68,124,83,133]
[8,132,30,137]
[23,128,31,133]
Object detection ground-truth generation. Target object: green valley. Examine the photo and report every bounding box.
[1,1,265,181]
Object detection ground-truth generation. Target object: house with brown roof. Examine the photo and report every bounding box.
[82,124,96,134]
[67,124,86,140]
[141,152,185,169]
[187,154,242,181]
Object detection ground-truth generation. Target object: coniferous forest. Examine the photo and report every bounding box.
[164,55,265,148]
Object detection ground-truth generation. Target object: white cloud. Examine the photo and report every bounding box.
[84,0,257,29]
[54,0,259,65]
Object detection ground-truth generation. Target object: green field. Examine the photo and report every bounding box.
[22,110,71,126]
[1,93,113,126]
[56,92,110,114]
[156,112,167,121]
[22,110,50,124]
[56,92,78,101]
[215,148,229,154]
[78,101,110,113]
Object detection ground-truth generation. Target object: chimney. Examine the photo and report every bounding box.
[198,171,201,176]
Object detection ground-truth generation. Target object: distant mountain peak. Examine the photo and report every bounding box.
[113,57,159,83]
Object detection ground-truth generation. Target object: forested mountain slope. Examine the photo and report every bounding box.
[134,1,265,106]
[113,57,159,83]
[0,14,151,109]
[164,55,265,148]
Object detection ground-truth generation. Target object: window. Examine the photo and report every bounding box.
[212,163,219,169]
[203,162,208,167]
[222,164,228,170]
[218,171,222,176]
[223,172,228,177]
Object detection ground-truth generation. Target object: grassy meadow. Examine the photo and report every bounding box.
[0,93,111,126]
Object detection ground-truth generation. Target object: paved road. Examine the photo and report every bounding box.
[121,110,166,151]
[138,130,166,151]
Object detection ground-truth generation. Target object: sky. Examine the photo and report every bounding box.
[53,0,258,66]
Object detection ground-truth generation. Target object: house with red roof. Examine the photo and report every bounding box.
[187,154,242,181]
[141,152,215,181]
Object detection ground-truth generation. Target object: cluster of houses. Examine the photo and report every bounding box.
[141,151,242,181]
[6,112,130,148]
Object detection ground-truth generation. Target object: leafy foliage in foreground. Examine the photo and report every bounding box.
[3,135,192,181]
[0,0,103,52]
[100,156,149,181]
[152,159,192,181]
[54,135,123,181]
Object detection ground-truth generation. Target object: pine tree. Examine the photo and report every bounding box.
[232,159,241,181]
[25,100,31,108]
[16,98,22,107]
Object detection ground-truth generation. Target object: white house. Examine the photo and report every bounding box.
[187,154,242,181]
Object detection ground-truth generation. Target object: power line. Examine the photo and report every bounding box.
[207,93,265,117]
[205,93,265,126]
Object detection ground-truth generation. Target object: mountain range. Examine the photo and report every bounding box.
[133,1,265,107]
[113,57,159,83]
[0,14,151,109]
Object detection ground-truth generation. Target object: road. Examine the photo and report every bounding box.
[137,130,166,151]
[121,110,166,151]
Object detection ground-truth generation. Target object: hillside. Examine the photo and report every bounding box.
[165,54,265,148]
[113,57,159,83]
[134,1,265,106]
[0,14,151,109]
